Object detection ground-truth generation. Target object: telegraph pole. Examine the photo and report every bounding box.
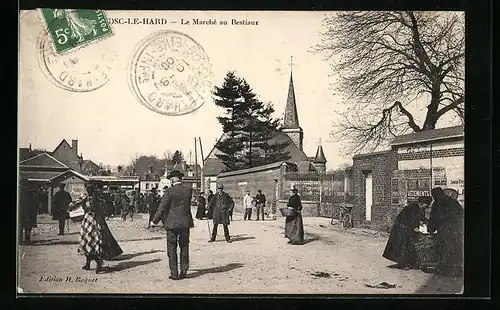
[194,137,199,192]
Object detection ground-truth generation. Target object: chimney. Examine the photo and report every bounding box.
[29,143,32,151]
[72,139,78,155]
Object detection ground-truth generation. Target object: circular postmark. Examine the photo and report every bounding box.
[129,30,213,116]
[36,25,114,92]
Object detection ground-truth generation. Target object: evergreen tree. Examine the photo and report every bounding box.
[214,72,291,171]
[172,150,184,165]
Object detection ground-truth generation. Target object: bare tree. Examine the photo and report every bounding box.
[311,11,464,153]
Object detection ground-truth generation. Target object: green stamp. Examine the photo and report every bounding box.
[39,9,112,54]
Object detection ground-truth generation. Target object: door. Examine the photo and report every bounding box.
[365,172,373,221]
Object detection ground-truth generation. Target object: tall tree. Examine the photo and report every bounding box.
[311,11,464,153]
[172,150,184,165]
[214,72,290,171]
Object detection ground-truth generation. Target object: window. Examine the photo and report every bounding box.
[145,183,149,189]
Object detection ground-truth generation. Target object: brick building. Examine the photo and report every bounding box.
[351,125,464,232]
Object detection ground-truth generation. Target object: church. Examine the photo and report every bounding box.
[202,69,328,193]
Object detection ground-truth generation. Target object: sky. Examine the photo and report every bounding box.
[18,10,460,170]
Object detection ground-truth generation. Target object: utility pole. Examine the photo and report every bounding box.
[194,137,199,192]
[199,137,205,194]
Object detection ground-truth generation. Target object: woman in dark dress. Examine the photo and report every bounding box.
[428,187,464,276]
[196,194,207,219]
[382,196,432,269]
[76,183,123,273]
[285,188,304,245]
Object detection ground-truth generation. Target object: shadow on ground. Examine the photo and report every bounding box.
[186,263,244,279]
[28,239,79,246]
[118,236,165,242]
[110,249,164,261]
[414,273,464,294]
[303,233,322,244]
[231,234,256,242]
[107,258,163,272]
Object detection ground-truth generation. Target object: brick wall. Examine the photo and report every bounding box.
[397,147,464,161]
[352,150,397,231]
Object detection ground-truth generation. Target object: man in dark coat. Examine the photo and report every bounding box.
[52,183,72,235]
[255,189,266,221]
[19,180,37,244]
[153,170,194,280]
[147,187,160,228]
[428,187,464,276]
[207,184,234,243]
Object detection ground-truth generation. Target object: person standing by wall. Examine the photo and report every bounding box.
[52,183,72,235]
[206,190,214,220]
[255,189,266,221]
[243,190,253,221]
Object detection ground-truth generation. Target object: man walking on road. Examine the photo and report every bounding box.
[243,190,253,221]
[52,183,72,235]
[208,184,234,243]
[146,187,160,228]
[152,170,194,280]
[255,189,266,221]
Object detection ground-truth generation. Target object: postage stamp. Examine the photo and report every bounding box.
[36,26,115,92]
[39,9,113,54]
[128,30,213,116]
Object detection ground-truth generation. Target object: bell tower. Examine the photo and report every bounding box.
[282,56,304,150]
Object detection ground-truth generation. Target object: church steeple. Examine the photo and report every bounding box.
[282,56,304,150]
[283,71,300,129]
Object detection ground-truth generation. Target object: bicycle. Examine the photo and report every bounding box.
[331,205,353,229]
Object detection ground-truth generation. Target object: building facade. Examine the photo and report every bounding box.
[351,125,464,232]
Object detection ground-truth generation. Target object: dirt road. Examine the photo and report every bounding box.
[17,210,463,294]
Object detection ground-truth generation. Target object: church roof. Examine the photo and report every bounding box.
[201,130,309,176]
[282,72,301,130]
[313,144,327,163]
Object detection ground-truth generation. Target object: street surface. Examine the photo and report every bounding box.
[17,208,463,294]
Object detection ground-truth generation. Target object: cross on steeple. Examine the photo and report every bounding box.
[289,56,294,71]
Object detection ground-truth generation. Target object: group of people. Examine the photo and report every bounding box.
[383,187,464,277]
[242,190,267,221]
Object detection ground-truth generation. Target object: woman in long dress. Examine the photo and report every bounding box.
[428,187,464,276]
[382,196,432,269]
[195,194,207,219]
[77,183,123,273]
[285,188,304,245]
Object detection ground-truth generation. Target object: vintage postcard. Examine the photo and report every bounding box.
[18,10,465,294]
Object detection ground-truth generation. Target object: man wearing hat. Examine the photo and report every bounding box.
[52,183,73,235]
[146,187,161,228]
[152,170,194,280]
[207,184,234,243]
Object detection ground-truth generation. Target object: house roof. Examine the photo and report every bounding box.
[202,157,226,176]
[391,125,464,146]
[52,139,72,153]
[19,153,69,169]
[19,170,68,182]
[19,169,88,183]
[218,161,296,178]
[88,176,140,183]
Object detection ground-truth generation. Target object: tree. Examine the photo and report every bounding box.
[172,150,184,165]
[213,71,290,171]
[311,11,464,153]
